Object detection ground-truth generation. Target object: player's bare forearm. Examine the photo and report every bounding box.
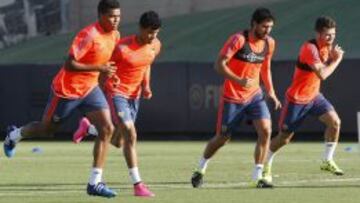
[263,76,281,109]
[323,61,340,79]
[142,81,150,90]
[313,58,341,80]
[64,56,117,75]
[142,66,151,88]
[142,82,152,99]
[64,56,100,72]
[260,61,275,96]
[215,56,244,85]
[260,60,281,109]
[142,79,150,90]
[314,45,344,80]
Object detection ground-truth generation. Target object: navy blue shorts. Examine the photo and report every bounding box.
[43,86,109,123]
[279,93,334,133]
[107,95,140,124]
[216,92,271,136]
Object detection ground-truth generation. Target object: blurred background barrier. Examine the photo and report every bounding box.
[0,60,359,140]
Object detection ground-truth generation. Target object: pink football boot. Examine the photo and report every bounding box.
[73,117,91,144]
[134,182,155,197]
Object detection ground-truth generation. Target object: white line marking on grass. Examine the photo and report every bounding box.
[150,177,360,189]
[0,178,359,196]
[280,177,360,185]
[0,190,84,196]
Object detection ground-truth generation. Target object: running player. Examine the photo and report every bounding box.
[191,7,281,188]
[3,0,121,198]
[263,16,345,183]
[73,11,161,197]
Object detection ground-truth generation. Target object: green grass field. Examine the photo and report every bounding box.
[0,141,360,203]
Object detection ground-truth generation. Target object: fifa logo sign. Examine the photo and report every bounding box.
[189,84,220,110]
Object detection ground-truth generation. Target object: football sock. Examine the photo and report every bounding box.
[324,142,337,161]
[89,168,103,185]
[129,167,142,184]
[88,124,99,136]
[9,127,23,143]
[252,164,264,181]
[266,150,276,166]
[198,157,209,174]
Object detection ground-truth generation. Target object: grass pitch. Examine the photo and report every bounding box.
[0,141,359,203]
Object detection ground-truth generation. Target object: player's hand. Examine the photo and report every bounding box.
[100,61,117,76]
[268,93,282,110]
[142,87,152,99]
[331,45,345,61]
[238,78,258,88]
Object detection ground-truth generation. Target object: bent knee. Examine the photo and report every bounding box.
[97,123,114,138]
[120,121,135,132]
[332,117,341,129]
[259,127,272,137]
[325,117,341,131]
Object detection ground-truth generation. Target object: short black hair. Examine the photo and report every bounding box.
[97,0,120,15]
[139,11,161,30]
[315,16,336,32]
[251,7,275,26]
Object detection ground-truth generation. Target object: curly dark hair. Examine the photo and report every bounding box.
[139,11,162,30]
[97,0,120,15]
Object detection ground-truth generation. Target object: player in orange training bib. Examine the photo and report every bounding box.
[4,0,121,198]
[191,8,281,189]
[263,16,345,185]
[73,11,161,197]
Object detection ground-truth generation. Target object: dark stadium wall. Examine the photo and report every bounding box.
[68,0,282,30]
[0,60,359,140]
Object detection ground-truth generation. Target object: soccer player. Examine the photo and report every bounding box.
[191,7,281,188]
[73,11,161,197]
[263,16,345,183]
[3,0,121,198]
